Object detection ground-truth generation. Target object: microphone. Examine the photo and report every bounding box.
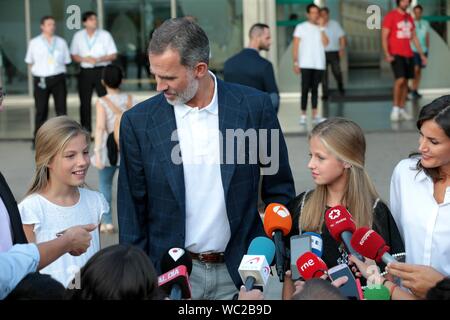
[350,227,396,264]
[324,205,365,261]
[303,232,323,258]
[158,248,193,299]
[238,237,276,291]
[364,285,390,300]
[296,252,328,280]
[263,203,292,282]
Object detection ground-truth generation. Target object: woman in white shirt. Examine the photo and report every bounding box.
[92,65,136,233]
[390,95,450,290]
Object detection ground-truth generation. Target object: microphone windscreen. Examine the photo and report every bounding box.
[364,285,390,300]
[247,236,276,265]
[160,248,193,274]
[296,252,328,280]
[263,203,292,237]
[324,205,356,242]
[350,227,390,263]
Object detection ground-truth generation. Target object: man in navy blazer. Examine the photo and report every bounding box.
[224,23,280,113]
[118,18,295,299]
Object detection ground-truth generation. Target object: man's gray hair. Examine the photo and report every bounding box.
[148,18,210,68]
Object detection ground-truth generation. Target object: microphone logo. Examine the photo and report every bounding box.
[168,248,185,261]
[328,208,341,220]
[273,205,289,218]
[245,257,261,265]
[359,230,374,246]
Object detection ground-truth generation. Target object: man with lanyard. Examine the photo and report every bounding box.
[382,0,427,122]
[410,4,430,99]
[70,11,117,132]
[25,16,71,148]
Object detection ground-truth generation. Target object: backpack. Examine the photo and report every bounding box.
[101,94,133,166]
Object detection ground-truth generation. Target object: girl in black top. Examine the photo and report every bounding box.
[282,118,404,299]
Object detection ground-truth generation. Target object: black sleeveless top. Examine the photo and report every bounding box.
[284,191,405,271]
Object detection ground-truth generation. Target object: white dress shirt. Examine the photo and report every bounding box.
[324,20,345,52]
[390,158,450,276]
[25,35,71,77]
[173,72,231,253]
[293,21,326,70]
[70,29,117,68]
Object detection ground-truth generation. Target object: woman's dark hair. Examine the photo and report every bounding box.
[5,272,65,300]
[66,244,165,300]
[410,95,450,180]
[426,278,450,300]
[102,65,123,89]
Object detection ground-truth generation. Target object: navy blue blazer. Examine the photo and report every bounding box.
[224,48,279,96]
[118,79,295,287]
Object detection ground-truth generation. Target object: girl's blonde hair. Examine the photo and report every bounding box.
[25,116,90,197]
[300,118,378,232]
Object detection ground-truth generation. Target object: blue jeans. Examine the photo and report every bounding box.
[98,166,118,224]
[189,260,238,300]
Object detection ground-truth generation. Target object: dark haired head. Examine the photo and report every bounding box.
[413,4,423,11]
[40,16,55,25]
[102,65,123,89]
[426,278,450,300]
[411,95,450,180]
[320,7,330,14]
[66,244,165,300]
[82,11,97,22]
[249,23,269,39]
[148,18,209,68]
[291,278,347,300]
[307,3,319,13]
[5,272,65,300]
[396,0,411,7]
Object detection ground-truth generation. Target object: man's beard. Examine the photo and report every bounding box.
[165,71,199,106]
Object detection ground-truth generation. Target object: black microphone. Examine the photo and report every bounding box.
[159,248,193,299]
[263,203,292,282]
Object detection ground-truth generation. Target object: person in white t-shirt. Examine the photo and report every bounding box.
[320,7,346,99]
[19,116,108,287]
[25,16,71,147]
[292,4,329,125]
[70,11,118,133]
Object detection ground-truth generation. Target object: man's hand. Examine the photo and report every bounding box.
[83,56,97,65]
[238,286,264,300]
[386,262,445,299]
[61,224,96,256]
[420,54,428,66]
[293,64,301,75]
[385,54,394,63]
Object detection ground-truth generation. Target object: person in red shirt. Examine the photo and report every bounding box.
[382,0,427,122]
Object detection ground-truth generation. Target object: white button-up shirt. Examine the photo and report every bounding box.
[173,72,231,253]
[25,35,71,77]
[390,158,450,276]
[70,29,117,68]
[324,20,345,52]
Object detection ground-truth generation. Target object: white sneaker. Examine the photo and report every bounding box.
[399,108,413,121]
[390,108,400,122]
[299,115,306,125]
[313,116,326,124]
